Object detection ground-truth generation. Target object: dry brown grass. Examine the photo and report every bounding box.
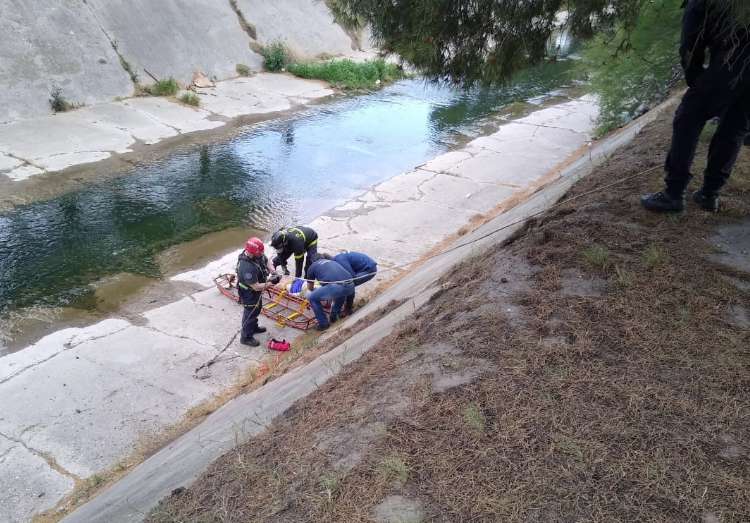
[148,108,750,522]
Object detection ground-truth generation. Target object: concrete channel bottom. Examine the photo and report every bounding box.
[0,94,674,522]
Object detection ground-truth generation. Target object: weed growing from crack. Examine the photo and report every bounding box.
[179,92,200,107]
[146,78,179,97]
[49,87,73,113]
[236,63,251,77]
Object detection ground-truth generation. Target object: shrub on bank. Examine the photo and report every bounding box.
[261,42,289,72]
[146,78,180,97]
[287,58,402,90]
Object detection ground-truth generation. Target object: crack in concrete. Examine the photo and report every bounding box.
[140,324,218,350]
[0,429,80,482]
[501,118,590,136]
[0,150,45,172]
[0,325,131,386]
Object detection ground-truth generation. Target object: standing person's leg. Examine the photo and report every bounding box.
[696,92,750,210]
[241,303,261,346]
[643,80,726,212]
[304,244,318,277]
[309,285,337,329]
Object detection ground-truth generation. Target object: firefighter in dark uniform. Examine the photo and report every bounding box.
[270,225,319,278]
[642,0,750,212]
[237,237,280,347]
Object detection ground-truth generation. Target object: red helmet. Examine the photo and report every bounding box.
[244,237,265,256]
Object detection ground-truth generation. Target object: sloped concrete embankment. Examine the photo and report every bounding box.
[0,0,363,123]
[61,98,678,522]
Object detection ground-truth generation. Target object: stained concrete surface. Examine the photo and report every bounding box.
[0,0,133,122]
[0,434,75,523]
[84,0,264,87]
[3,96,601,522]
[0,0,360,122]
[0,74,334,181]
[237,0,358,59]
[710,219,750,274]
[372,495,425,523]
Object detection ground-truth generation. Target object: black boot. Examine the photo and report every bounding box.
[692,188,720,212]
[254,325,267,333]
[641,191,685,212]
[241,337,260,347]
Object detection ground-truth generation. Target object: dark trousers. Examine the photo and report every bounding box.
[309,282,355,327]
[345,268,377,311]
[241,301,261,341]
[665,69,750,197]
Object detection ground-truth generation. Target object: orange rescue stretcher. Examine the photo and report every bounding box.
[214,274,320,331]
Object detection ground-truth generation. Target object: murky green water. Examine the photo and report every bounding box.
[0,60,577,344]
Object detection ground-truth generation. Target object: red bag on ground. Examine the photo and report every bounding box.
[267,338,291,352]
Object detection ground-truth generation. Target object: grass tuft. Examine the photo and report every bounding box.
[287,59,402,90]
[378,456,409,484]
[261,42,289,72]
[581,244,610,271]
[49,87,73,113]
[463,403,486,433]
[146,78,180,97]
[236,63,251,77]
[643,244,668,269]
[179,92,200,107]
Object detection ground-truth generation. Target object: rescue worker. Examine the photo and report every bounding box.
[270,225,318,278]
[332,251,377,316]
[642,0,750,212]
[237,237,280,347]
[305,255,355,331]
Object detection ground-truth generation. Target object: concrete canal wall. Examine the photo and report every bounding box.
[0,0,364,122]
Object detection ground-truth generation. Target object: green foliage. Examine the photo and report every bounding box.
[179,92,200,107]
[582,244,611,271]
[49,87,72,113]
[261,42,290,72]
[643,244,668,269]
[287,59,402,89]
[236,63,251,77]
[463,404,486,433]
[327,0,645,85]
[378,456,409,484]
[580,0,683,135]
[119,56,139,84]
[146,78,180,97]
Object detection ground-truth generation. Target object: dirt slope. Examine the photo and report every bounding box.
[147,107,750,522]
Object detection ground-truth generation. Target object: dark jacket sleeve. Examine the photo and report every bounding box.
[272,248,292,269]
[680,0,707,84]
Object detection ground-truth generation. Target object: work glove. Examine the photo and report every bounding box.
[269,274,282,285]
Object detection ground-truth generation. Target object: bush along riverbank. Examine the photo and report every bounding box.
[259,42,403,90]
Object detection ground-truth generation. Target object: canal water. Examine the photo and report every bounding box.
[0,60,578,351]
